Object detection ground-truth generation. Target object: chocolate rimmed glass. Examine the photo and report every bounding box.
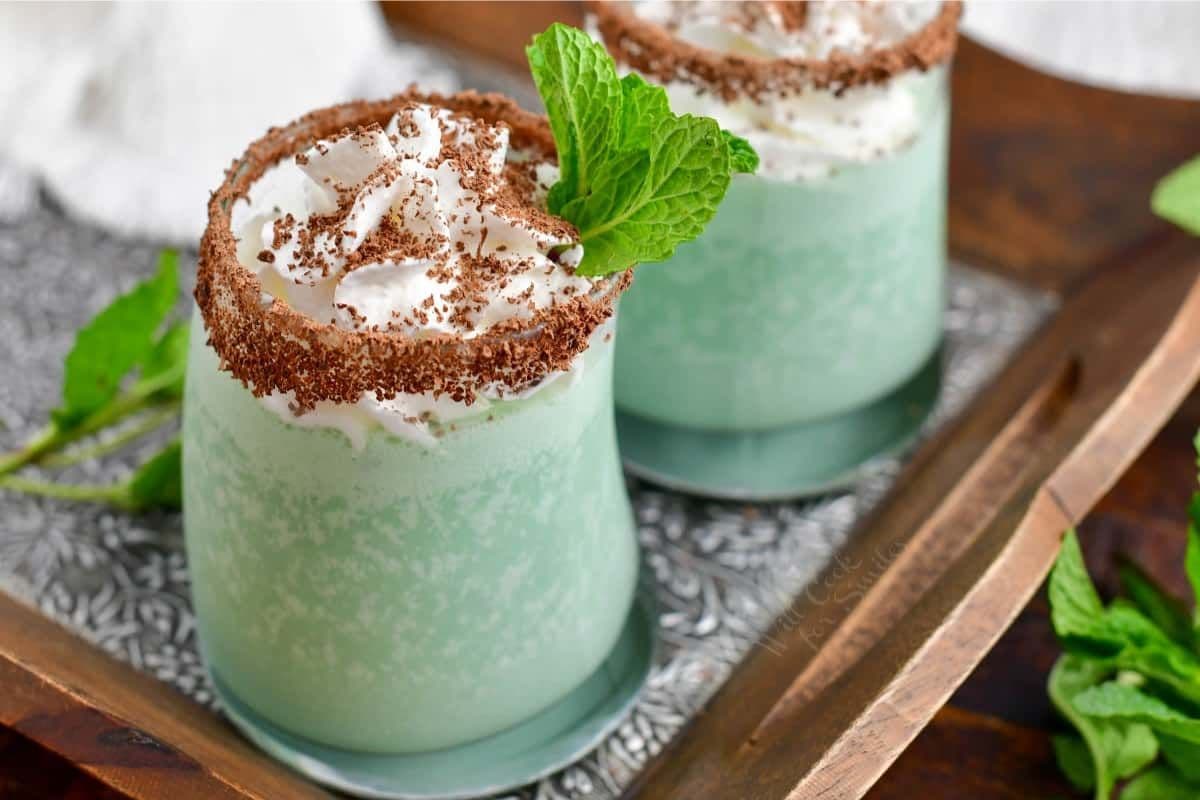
[185,92,637,755]
[591,1,961,499]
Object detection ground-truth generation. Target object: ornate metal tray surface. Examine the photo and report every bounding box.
[0,197,1053,799]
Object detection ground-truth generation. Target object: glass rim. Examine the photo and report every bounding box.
[587,0,963,101]
[196,89,630,413]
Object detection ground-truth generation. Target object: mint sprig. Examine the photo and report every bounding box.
[52,250,178,428]
[1153,155,1200,236]
[0,250,187,511]
[526,23,758,277]
[1046,431,1200,797]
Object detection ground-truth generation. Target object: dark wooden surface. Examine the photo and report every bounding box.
[5,6,1200,800]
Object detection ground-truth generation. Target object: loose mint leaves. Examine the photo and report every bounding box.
[142,321,189,400]
[1153,155,1200,236]
[1052,733,1098,792]
[1046,433,1200,798]
[126,438,183,511]
[1122,765,1200,800]
[1074,681,1200,744]
[1048,655,1158,799]
[526,23,758,277]
[52,250,179,428]
[1050,530,1124,657]
[0,249,186,512]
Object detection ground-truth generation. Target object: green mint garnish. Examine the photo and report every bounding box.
[1044,431,1200,797]
[526,23,758,277]
[52,250,179,428]
[1153,155,1200,236]
[1122,764,1200,800]
[1048,655,1158,799]
[0,249,187,511]
[141,320,189,401]
[723,130,760,174]
[125,437,183,510]
[1074,681,1200,744]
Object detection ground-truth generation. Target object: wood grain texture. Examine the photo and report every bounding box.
[0,595,329,800]
[950,42,1200,291]
[867,707,1074,799]
[624,235,1200,799]
[382,1,581,65]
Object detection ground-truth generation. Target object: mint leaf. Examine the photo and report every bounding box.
[1051,530,1123,656]
[526,23,622,217]
[1123,765,1200,800]
[1048,656,1158,798]
[142,322,189,400]
[565,113,732,276]
[1152,155,1200,236]
[723,130,760,174]
[1051,734,1096,792]
[616,73,670,150]
[1119,559,1194,649]
[52,251,179,428]
[1100,603,1200,702]
[526,23,757,276]
[126,439,182,511]
[1188,522,1200,630]
[1050,532,1200,700]
[1160,733,1200,782]
[1074,681,1200,744]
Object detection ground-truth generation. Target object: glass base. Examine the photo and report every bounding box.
[208,594,655,800]
[617,347,942,501]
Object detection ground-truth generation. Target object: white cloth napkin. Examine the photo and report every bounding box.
[963,1,1200,100]
[0,2,457,243]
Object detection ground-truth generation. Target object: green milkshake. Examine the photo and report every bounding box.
[591,1,962,498]
[185,25,754,774]
[188,91,639,754]
[184,313,635,752]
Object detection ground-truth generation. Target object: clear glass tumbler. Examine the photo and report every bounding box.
[183,93,638,754]
[592,1,959,499]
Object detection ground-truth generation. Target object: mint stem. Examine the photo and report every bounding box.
[40,403,180,468]
[0,425,58,476]
[0,474,133,510]
[0,363,183,478]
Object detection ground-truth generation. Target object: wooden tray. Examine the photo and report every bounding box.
[5,5,1200,799]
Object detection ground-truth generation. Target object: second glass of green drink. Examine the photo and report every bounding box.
[591,0,963,498]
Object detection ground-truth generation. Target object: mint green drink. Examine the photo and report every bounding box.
[185,89,643,756]
[617,67,948,430]
[592,1,960,498]
[184,314,635,752]
[184,22,752,777]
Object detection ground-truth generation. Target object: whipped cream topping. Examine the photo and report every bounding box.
[617,1,943,181]
[230,102,594,447]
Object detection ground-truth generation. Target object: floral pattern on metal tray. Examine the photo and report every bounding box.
[0,201,1053,799]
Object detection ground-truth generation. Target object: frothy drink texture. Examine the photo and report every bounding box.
[592,0,961,497]
[230,102,600,446]
[618,0,943,180]
[186,91,637,753]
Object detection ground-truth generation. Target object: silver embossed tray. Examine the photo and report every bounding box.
[0,194,1047,800]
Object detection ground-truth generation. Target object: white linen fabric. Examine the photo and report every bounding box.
[964,1,1200,100]
[0,2,456,242]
